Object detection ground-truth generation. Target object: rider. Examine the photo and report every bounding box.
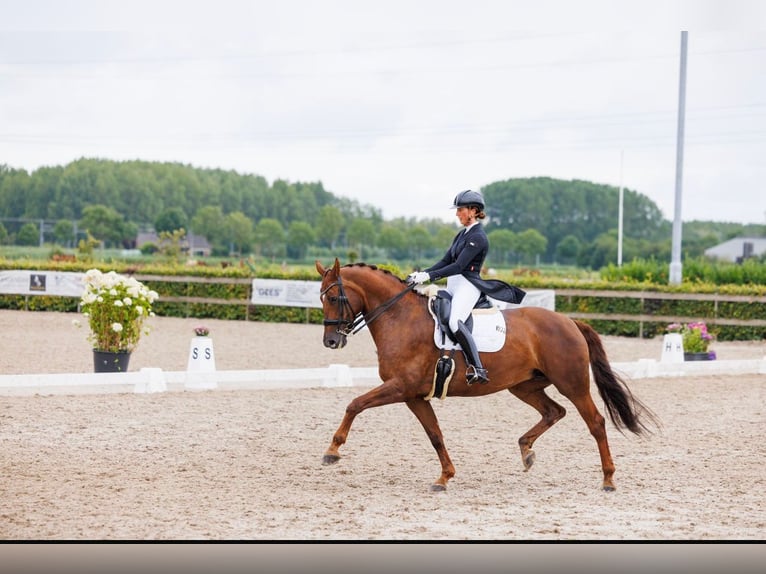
[408,189,526,385]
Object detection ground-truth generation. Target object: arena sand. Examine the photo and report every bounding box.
[0,310,764,540]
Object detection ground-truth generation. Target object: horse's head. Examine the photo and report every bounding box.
[316,258,359,349]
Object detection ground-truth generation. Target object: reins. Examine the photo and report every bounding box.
[321,271,416,336]
[350,281,416,335]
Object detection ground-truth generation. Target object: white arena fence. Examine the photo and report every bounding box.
[0,359,764,397]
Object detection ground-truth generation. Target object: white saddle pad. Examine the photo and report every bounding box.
[428,299,507,353]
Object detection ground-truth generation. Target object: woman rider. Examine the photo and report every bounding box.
[408,189,526,384]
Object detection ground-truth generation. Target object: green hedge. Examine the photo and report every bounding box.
[555,292,765,341]
[0,294,80,313]
[1,258,764,339]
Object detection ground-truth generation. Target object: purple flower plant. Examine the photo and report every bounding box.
[667,321,714,353]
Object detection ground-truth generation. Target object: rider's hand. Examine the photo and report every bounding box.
[408,271,430,285]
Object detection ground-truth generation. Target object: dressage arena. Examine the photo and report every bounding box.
[0,310,764,540]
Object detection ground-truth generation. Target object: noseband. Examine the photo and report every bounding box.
[320,272,415,336]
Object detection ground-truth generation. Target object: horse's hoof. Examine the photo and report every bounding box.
[430,483,447,492]
[523,450,536,471]
[322,454,340,465]
[602,484,616,492]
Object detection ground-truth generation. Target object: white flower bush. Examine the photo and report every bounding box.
[77,269,159,353]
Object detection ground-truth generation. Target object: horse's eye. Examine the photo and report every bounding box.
[329,296,338,303]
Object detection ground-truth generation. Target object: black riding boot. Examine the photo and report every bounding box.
[454,320,489,385]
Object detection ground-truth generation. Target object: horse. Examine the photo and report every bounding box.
[315,258,659,492]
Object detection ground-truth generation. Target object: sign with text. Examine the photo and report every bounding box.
[250,278,322,308]
[0,270,85,297]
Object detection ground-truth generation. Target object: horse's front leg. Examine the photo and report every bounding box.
[322,380,405,465]
[405,398,455,491]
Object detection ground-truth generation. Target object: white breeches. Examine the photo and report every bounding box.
[445,274,481,333]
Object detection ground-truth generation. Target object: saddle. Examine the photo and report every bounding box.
[430,289,493,346]
[418,287,507,401]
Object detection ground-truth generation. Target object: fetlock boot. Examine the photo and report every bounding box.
[454,320,489,384]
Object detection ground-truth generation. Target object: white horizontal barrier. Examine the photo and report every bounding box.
[612,358,766,379]
[0,359,763,397]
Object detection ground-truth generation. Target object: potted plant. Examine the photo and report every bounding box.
[666,321,716,361]
[75,269,159,372]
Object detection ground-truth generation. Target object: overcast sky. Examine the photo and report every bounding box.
[1,0,765,225]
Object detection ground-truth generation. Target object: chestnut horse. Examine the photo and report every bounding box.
[316,259,658,492]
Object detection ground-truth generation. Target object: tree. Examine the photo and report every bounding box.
[515,228,548,265]
[287,221,317,260]
[0,165,31,218]
[120,221,139,249]
[555,234,582,265]
[17,222,39,246]
[377,225,407,259]
[346,219,376,260]
[579,231,618,269]
[315,205,345,248]
[77,231,100,260]
[487,229,516,265]
[483,177,668,262]
[158,228,186,262]
[78,204,125,247]
[190,205,226,253]
[225,211,254,254]
[0,222,8,245]
[409,225,434,264]
[52,219,75,247]
[154,207,188,233]
[254,218,285,261]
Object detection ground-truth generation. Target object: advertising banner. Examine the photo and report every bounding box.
[250,278,322,308]
[0,270,85,297]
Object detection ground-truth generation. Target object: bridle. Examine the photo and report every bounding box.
[320,271,415,336]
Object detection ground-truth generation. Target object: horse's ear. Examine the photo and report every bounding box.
[315,260,325,276]
[333,258,341,275]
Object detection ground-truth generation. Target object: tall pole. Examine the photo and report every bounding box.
[618,149,624,267]
[669,31,688,285]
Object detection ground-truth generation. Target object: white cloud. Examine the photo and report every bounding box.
[1,1,764,224]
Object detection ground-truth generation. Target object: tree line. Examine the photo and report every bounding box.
[1,159,762,269]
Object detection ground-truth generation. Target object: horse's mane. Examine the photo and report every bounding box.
[341,262,406,283]
[342,262,435,299]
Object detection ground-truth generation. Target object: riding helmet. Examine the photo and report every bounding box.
[451,189,485,210]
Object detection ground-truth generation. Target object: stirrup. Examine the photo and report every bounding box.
[466,365,489,385]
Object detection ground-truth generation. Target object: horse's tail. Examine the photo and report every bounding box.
[574,320,660,436]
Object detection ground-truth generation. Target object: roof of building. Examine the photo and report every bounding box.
[704,237,766,262]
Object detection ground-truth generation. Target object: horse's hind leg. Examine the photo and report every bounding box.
[508,382,566,472]
[405,399,455,492]
[567,392,616,491]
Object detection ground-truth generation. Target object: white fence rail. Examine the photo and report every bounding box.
[0,359,763,397]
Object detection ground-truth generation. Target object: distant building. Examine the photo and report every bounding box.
[136,231,212,257]
[704,237,766,263]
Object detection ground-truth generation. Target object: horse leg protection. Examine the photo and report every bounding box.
[455,320,489,384]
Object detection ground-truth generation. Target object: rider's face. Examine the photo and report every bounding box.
[456,206,474,227]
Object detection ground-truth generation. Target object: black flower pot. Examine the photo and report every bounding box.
[93,350,131,372]
[683,352,714,361]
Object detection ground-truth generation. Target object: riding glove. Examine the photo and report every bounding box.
[408,271,430,284]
